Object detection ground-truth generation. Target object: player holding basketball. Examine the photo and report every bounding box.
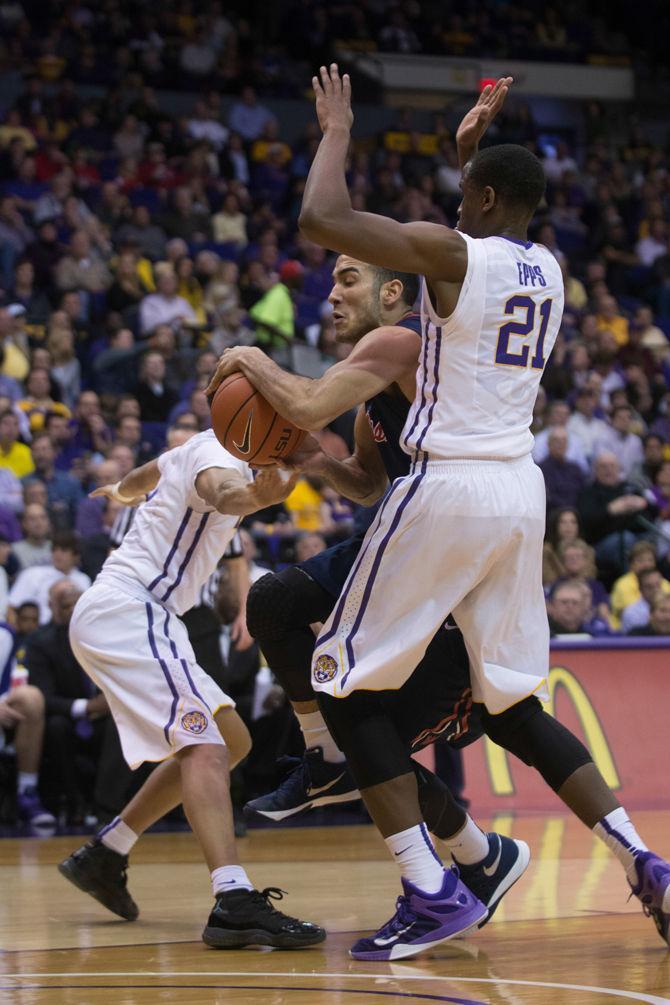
[58,430,325,950]
[209,72,670,958]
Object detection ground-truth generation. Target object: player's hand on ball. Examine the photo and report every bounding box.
[312,63,353,133]
[205,346,264,400]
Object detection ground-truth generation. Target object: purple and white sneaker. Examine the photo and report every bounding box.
[350,867,487,961]
[17,787,56,827]
[628,851,670,946]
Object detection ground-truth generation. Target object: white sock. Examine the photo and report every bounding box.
[99,817,138,856]
[295,709,345,764]
[445,816,491,866]
[385,823,446,894]
[593,807,648,883]
[17,772,38,794]
[211,865,254,896]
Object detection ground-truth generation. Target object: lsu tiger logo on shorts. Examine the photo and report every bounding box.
[313,654,338,683]
[181,710,208,734]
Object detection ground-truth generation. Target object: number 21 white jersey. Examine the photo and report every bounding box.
[402,233,564,461]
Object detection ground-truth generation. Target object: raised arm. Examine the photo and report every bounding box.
[205,325,420,430]
[298,64,467,282]
[195,465,298,517]
[455,77,513,169]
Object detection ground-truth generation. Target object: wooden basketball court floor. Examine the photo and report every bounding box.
[2,810,670,1004]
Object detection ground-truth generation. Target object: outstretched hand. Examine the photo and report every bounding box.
[253,464,300,505]
[90,483,145,507]
[312,63,353,134]
[456,77,513,166]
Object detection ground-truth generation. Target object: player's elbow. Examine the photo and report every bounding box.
[353,477,387,507]
[298,206,342,244]
[298,207,324,241]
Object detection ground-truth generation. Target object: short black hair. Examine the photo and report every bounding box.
[468,144,546,216]
[52,531,80,554]
[371,267,420,308]
[17,601,39,614]
[44,410,67,427]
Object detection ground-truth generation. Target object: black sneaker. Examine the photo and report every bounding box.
[203,886,326,949]
[244,747,359,821]
[454,833,530,927]
[58,839,139,921]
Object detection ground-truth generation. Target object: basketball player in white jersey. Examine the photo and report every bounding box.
[58,429,325,950]
[249,67,669,960]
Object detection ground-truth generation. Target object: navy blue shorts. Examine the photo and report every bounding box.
[300,513,482,751]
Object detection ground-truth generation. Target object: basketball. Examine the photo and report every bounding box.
[210,372,307,465]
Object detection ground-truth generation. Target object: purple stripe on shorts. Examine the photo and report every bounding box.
[147,508,193,592]
[160,512,210,603]
[179,658,211,713]
[163,610,178,659]
[146,602,179,743]
[402,318,430,451]
[415,325,442,453]
[341,457,427,688]
[317,481,403,648]
[162,610,212,714]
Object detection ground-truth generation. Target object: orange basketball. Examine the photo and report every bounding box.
[210,372,307,465]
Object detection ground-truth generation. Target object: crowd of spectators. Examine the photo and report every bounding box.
[0,0,662,96]
[1,10,670,828]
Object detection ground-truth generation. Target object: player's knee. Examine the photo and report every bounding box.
[230,723,252,766]
[178,741,230,773]
[482,698,592,791]
[8,684,44,718]
[318,691,413,789]
[215,709,252,766]
[246,572,298,643]
[481,696,543,758]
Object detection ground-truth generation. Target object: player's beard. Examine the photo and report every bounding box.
[335,304,382,345]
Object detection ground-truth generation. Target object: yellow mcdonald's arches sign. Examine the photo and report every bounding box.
[484,665,621,796]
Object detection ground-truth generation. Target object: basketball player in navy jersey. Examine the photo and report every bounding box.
[207,74,670,959]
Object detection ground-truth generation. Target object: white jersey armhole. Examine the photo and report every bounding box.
[421,231,479,332]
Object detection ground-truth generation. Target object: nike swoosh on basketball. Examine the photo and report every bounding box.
[483,839,502,876]
[307,772,346,797]
[233,412,253,454]
[374,924,412,946]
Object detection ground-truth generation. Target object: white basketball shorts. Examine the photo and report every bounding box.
[311,455,550,713]
[70,580,233,768]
